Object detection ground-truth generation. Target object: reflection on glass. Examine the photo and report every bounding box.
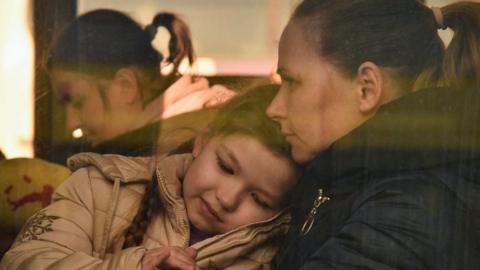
[0,0,34,158]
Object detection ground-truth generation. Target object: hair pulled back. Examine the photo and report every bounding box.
[292,0,480,91]
[47,9,195,103]
[122,85,290,248]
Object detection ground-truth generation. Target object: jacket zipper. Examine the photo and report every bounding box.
[300,188,330,236]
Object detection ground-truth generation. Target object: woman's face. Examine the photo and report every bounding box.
[267,22,361,163]
[183,134,297,235]
[50,69,134,145]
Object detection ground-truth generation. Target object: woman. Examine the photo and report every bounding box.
[47,9,234,159]
[267,0,480,269]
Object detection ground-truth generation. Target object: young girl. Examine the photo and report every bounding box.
[0,85,299,270]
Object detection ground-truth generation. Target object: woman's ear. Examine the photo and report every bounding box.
[356,62,384,113]
[112,68,139,105]
[192,134,207,158]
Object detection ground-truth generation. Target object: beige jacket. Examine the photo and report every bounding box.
[0,153,290,270]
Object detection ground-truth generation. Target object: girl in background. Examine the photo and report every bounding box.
[46,9,234,158]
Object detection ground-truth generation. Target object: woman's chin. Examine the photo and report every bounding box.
[291,146,315,164]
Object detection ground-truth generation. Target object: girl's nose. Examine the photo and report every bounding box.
[215,181,243,212]
[65,105,81,131]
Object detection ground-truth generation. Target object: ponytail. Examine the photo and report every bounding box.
[441,1,480,90]
[145,12,195,75]
[48,9,197,105]
[123,173,162,248]
[416,1,480,91]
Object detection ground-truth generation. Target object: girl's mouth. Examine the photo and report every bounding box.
[200,198,223,223]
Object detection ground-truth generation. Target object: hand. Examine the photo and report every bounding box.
[161,84,236,119]
[162,75,210,108]
[142,246,199,270]
[140,76,210,126]
[202,85,237,108]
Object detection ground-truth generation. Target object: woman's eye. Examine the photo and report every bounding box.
[281,77,297,89]
[217,157,234,175]
[251,193,271,209]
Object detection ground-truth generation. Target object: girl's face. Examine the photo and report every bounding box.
[267,22,361,163]
[183,134,297,235]
[50,69,137,145]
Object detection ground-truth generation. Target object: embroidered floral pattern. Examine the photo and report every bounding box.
[16,209,59,243]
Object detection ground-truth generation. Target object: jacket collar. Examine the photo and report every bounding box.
[307,87,480,187]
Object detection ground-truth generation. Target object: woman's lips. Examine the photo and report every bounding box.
[281,129,294,137]
[200,198,223,223]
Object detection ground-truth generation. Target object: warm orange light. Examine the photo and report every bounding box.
[72,128,84,139]
[0,0,34,158]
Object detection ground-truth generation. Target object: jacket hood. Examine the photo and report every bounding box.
[67,152,194,213]
[68,152,156,183]
[68,152,193,183]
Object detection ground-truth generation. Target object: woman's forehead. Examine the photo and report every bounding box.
[278,23,318,69]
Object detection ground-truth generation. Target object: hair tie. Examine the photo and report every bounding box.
[431,7,447,30]
[145,24,158,41]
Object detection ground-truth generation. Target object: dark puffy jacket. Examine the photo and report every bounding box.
[274,87,480,269]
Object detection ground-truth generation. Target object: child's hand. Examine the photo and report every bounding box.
[142,246,199,270]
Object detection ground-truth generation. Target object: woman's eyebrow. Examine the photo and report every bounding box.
[276,68,288,77]
[277,68,298,81]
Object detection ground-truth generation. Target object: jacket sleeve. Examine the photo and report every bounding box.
[298,176,476,270]
[0,168,145,270]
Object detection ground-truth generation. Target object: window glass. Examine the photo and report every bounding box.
[78,0,297,75]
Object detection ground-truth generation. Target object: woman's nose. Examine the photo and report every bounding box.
[266,88,287,120]
[65,105,81,131]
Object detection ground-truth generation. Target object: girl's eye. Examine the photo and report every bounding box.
[251,192,271,209]
[57,91,72,105]
[72,100,83,109]
[217,156,234,175]
[71,96,86,110]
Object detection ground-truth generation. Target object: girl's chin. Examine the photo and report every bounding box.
[190,218,218,235]
[187,205,219,235]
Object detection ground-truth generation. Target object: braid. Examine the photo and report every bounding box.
[123,173,162,248]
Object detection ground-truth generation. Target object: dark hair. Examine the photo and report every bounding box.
[123,85,292,248]
[291,0,480,91]
[47,9,195,104]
